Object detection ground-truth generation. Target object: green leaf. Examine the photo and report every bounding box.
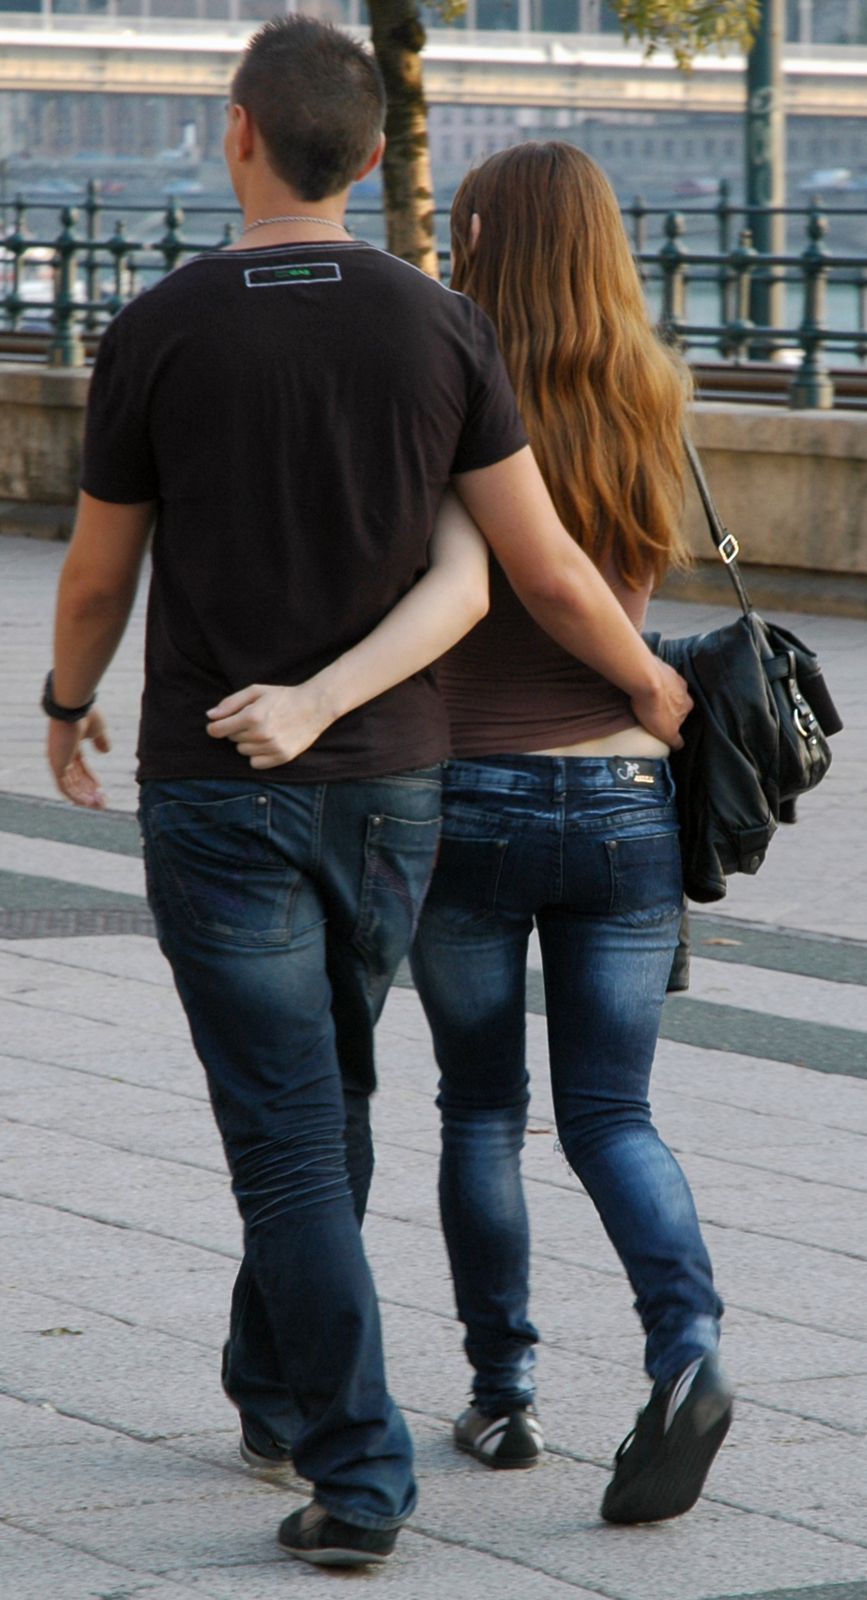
[612,0,760,69]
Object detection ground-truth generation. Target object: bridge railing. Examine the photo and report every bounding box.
[3,180,867,409]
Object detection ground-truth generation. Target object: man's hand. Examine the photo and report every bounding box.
[47,710,111,809]
[206,683,332,769]
[630,660,693,750]
[46,492,152,811]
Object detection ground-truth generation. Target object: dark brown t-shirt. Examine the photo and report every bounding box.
[437,554,652,756]
[81,240,527,783]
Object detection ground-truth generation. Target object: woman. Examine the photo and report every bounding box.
[408,143,731,1526]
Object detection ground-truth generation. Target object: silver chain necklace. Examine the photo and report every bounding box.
[241,214,350,236]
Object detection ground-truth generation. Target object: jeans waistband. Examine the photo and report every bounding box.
[443,755,671,799]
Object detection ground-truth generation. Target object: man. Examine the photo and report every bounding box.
[45,15,691,1569]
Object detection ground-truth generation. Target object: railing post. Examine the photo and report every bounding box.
[106,217,129,316]
[49,205,85,367]
[716,177,735,329]
[721,229,757,361]
[3,196,28,332]
[789,205,834,410]
[855,263,867,365]
[629,195,648,286]
[628,194,647,256]
[158,200,185,274]
[716,177,733,256]
[83,179,101,332]
[658,211,687,346]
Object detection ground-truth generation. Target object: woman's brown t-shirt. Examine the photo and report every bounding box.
[437,552,652,758]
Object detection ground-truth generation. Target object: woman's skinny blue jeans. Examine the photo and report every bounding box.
[410,755,723,1415]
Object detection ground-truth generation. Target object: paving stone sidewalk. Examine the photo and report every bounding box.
[1,535,866,1600]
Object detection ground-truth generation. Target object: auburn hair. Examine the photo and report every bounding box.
[451,142,691,588]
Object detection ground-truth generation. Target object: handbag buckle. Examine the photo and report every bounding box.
[793,704,819,740]
[718,531,740,565]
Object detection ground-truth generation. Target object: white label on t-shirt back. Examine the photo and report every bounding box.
[244,262,342,288]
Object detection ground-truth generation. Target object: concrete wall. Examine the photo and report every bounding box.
[0,365,89,540]
[686,402,867,578]
[0,369,865,599]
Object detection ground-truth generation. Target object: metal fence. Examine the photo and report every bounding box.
[623,182,867,410]
[3,180,867,409]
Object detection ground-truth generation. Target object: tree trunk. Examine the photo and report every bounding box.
[367,0,439,278]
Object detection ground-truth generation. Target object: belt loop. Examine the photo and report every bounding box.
[553,758,566,800]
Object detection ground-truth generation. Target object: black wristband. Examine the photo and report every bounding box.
[41,670,96,723]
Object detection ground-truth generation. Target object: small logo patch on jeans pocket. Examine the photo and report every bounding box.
[613,760,658,786]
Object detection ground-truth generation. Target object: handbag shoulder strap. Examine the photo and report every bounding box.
[683,432,753,619]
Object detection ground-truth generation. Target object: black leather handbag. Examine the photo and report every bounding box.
[646,435,844,909]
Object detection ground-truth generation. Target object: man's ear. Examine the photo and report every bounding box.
[355,132,386,184]
[228,102,255,164]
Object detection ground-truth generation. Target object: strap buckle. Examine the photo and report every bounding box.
[718,531,740,565]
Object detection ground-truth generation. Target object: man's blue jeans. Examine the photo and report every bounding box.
[411,755,722,1415]
[139,770,441,1528]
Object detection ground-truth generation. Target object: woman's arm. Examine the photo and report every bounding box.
[206,490,489,769]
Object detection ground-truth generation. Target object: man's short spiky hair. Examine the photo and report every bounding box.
[232,16,385,201]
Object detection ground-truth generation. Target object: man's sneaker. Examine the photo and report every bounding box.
[454,1402,544,1469]
[239,1419,294,1478]
[222,1344,295,1477]
[278,1502,398,1567]
[601,1354,733,1525]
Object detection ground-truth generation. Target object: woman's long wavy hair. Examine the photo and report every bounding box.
[451,142,691,588]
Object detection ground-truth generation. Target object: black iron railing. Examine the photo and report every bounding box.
[3,179,867,409]
[0,185,237,366]
[623,181,867,408]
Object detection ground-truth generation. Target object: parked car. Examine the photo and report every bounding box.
[798,168,851,193]
[163,179,204,198]
[674,176,720,199]
[25,179,80,199]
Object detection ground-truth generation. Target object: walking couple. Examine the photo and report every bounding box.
[46,14,731,1569]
